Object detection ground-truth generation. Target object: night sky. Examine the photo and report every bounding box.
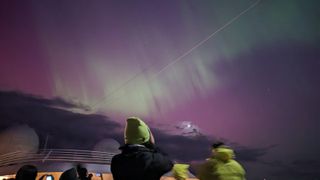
[0,0,320,179]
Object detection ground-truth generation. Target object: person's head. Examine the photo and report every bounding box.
[59,168,78,180]
[15,165,38,180]
[124,117,154,145]
[77,167,88,178]
[172,164,190,180]
[211,142,235,161]
[212,142,225,149]
[211,142,224,156]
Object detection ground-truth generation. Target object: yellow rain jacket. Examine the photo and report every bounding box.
[197,147,246,180]
[172,163,190,180]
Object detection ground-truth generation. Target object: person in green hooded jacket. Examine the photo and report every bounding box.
[111,117,173,180]
[172,163,190,180]
[196,142,246,180]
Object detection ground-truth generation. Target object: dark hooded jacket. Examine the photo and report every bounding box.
[111,144,173,180]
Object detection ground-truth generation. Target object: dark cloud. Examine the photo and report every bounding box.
[151,128,269,163]
[269,159,320,180]
[0,91,122,150]
[0,90,268,164]
[236,146,272,162]
[291,159,320,169]
[1,91,78,108]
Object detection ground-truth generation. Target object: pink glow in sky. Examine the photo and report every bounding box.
[1,2,320,178]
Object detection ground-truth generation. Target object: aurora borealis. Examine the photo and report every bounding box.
[1,0,320,179]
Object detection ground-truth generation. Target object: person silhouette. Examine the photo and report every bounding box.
[59,168,78,180]
[111,117,173,180]
[196,142,246,180]
[76,165,92,180]
[15,165,38,180]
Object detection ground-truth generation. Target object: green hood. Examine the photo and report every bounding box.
[124,117,150,144]
[196,147,246,180]
[214,147,235,162]
[172,163,190,180]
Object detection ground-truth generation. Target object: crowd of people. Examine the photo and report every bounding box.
[6,117,246,180]
[4,164,92,180]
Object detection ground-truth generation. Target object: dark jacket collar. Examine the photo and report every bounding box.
[119,144,153,153]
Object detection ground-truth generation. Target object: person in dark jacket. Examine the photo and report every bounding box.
[15,165,38,180]
[76,164,92,180]
[111,117,173,180]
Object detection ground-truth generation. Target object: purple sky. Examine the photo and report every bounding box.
[1,0,320,179]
